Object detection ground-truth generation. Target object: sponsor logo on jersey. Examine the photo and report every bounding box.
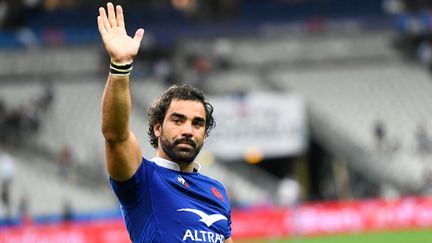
[178,208,227,227]
[182,229,225,242]
[178,208,227,242]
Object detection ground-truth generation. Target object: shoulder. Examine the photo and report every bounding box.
[142,157,157,167]
[197,172,225,188]
[196,173,230,204]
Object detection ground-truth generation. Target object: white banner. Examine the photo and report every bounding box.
[205,92,307,160]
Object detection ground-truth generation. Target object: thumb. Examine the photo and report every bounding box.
[133,28,144,43]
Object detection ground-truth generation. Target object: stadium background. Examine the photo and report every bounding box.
[1,0,432,242]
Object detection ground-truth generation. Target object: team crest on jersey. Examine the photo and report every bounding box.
[177,175,190,188]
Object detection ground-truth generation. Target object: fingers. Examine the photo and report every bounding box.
[98,3,126,39]
[98,3,125,30]
[107,2,117,28]
[97,2,144,52]
[134,28,144,41]
[133,28,145,43]
[97,16,107,37]
[116,5,125,28]
[98,7,110,31]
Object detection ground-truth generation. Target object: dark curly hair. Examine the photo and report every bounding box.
[147,84,216,149]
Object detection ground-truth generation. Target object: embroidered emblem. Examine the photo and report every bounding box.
[211,186,224,202]
[177,175,190,188]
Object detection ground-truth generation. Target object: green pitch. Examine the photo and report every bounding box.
[236,228,432,243]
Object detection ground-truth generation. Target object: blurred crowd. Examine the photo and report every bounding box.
[372,118,432,198]
[372,119,432,162]
[384,0,432,70]
[0,83,54,224]
[0,151,15,222]
[0,0,243,30]
[0,82,53,147]
[144,39,233,92]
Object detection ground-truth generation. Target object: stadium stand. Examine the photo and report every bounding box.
[176,29,432,197]
[3,27,431,219]
[177,31,399,68]
[0,73,275,219]
[270,63,432,193]
[0,47,101,77]
[0,148,115,218]
[2,0,432,234]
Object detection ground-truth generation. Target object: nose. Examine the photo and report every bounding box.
[181,122,193,137]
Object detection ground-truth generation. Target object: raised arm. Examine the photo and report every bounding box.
[98,2,144,181]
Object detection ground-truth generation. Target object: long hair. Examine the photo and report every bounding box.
[147,84,216,148]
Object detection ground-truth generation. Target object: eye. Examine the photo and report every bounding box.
[192,120,205,128]
[173,119,181,124]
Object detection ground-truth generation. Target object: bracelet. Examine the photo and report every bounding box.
[110,60,133,76]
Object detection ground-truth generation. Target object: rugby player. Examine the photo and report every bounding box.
[98,2,233,242]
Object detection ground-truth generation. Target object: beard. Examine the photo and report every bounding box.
[160,133,203,165]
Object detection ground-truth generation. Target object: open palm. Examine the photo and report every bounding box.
[97,2,144,64]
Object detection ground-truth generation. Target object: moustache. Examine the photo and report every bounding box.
[174,138,197,147]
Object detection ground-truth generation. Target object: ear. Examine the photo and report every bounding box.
[154,123,161,137]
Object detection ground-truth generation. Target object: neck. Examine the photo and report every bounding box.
[156,151,196,173]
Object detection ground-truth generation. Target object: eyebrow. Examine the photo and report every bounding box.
[170,112,187,120]
[193,117,206,124]
[170,112,205,123]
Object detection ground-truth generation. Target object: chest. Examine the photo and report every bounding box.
[150,172,229,238]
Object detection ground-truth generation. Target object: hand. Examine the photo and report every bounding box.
[97,2,144,64]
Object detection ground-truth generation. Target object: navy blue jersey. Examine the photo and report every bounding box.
[110,157,232,243]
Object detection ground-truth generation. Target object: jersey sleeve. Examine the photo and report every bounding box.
[109,157,148,207]
[225,208,232,240]
[218,182,232,240]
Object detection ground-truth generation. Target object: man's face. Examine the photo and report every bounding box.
[155,99,206,165]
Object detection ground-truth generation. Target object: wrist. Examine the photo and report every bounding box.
[110,60,133,76]
[110,58,133,66]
